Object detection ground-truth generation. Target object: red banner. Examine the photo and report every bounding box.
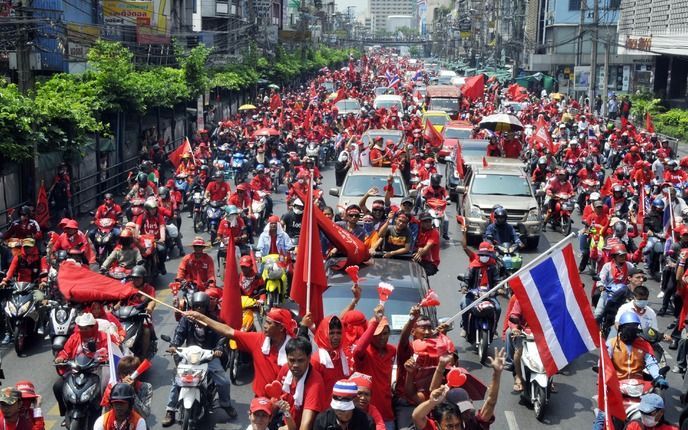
[35,182,50,229]
[168,137,192,168]
[58,261,138,302]
[221,231,243,329]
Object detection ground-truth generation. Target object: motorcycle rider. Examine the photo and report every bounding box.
[100,356,153,419]
[543,169,574,231]
[625,393,678,429]
[91,193,123,239]
[52,219,96,265]
[484,208,524,248]
[281,198,304,239]
[5,206,42,241]
[608,312,665,383]
[204,171,231,203]
[100,229,143,272]
[256,216,294,256]
[217,205,248,248]
[229,183,254,237]
[422,174,449,240]
[126,173,156,202]
[250,164,274,216]
[176,152,196,176]
[14,380,46,430]
[94,383,147,430]
[162,292,235,426]
[643,199,667,280]
[0,387,44,430]
[176,237,216,290]
[239,255,265,297]
[119,265,156,358]
[579,200,610,272]
[135,198,167,275]
[595,244,635,323]
[460,242,501,338]
[157,186,184,257]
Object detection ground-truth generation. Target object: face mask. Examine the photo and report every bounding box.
[619,325,638,344]
[424,164,431,168]
[293,207,303,215]
[479,255,490,263]
[634,299,648,309]
[641,414,658,427]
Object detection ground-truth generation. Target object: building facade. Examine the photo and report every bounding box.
[369,0,413,34]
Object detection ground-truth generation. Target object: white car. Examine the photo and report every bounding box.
[329,167,409,213]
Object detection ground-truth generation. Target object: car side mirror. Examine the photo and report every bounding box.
[409,189,418,198]
[160,334,172,343]
[456,185,466,194]
[329,188,340,197]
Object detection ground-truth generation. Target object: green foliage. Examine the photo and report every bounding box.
[0,80,37,161]
[134,67,190,109]
[211,66,259,91]
[86,40,140,111]
[655,109,688,141]
[629,93,665,120]
[177,45,212,98]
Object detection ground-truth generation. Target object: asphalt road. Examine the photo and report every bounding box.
[2,161,686,430]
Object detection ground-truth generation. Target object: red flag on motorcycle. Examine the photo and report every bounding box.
[533,115,555,154]
[600,176,613,198]
[454,142,464,179]
[168,137,193,168]
[423,120,443,148]
[58,261,138,302]
[269,93,282,111]
[221,232,243,330]
[290,175,327,325]
[637,186,646,230]
[460,75,484,100]
[35,181,50,229]
[597,333,626,430]
[645,112,655,133]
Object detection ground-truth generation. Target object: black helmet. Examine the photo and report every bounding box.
[494,207,507,224]
[104,193,114,201]
[109,382,136,405]
[430,174,442,187]
[136,172,148,186]
[612,184,623,194]
[56,250,68,263]
[191,292,210,312]
[130,265,147,278]
[158,186,169,199]
[585,160,594,171]
[213,171,223,180]
[20,206,31,216]
[613,221,627,237]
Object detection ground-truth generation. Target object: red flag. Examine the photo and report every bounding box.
[460,75,485,100]
[645,112,655,133]
[598,333,626,429]
[221,231,243,329]
[168,137,193,168]
[637,186,646,230]
[269,93,282,111]
[454,141,464,178]
[600,176,613,198]
[35,181,50,229]
[533,115,555,154]
[620,116,628,129]
[290,175,327,325]
[482,156,488,168]
[333,87,347,104]
[58,261,138,302]
[506,83,528,102]
[423,120,443,148]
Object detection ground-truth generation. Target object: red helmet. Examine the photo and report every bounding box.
[206,287,222,300]
[634,160,644,170]
[610,243,627,256]
[630,145,639,153]
[425,157,435,164]
[239,255,254,268]
[680,156,688,168]
[236,183,250,192]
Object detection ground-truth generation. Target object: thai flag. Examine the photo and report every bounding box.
[663,199,672,236]
[385,70,393,82]
[106,333,124,384]
[508,243,599,377]
[412,69,423,81]
[387,75,400,88]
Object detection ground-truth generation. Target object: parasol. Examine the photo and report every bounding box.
[238,104,257,111]
[478,113,524,132]
[253,128,280,137]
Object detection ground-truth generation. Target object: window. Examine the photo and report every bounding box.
[569,0,580,10]
[607,0,620,9]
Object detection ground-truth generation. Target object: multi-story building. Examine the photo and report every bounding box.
[617,0,688,100]
[369,0,413,34]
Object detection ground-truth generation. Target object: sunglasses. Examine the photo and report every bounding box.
[348,213,361,218]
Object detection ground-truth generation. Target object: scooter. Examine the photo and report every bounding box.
[425,198,448,240]
[47,299,77,356]
[190,192,205,234]
[251,191,269,235]
[160,334,217,430]
[512,326,553,422]
[205,200,224,243]
[4,281,41,355]
[231,152,248,185]
[268,158,283,192]
[112,304,157,360]
[170,280,199,321]
[458,275,497,365]
[92,218,118,266]
[547,192,574,235]
[495,242,523,280]
[259,254,288,309]
[305,141,320,168]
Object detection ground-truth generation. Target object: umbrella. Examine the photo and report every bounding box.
[549,92,564,101]
[478,113,524,132]
[238,104,256,111]
[253,127,280,137]
[268,84,280,90]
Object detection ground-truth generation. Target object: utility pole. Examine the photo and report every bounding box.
[602,39,610,116]
[575,0,586,67]
[16,0,33,94]
[588,0,598,109]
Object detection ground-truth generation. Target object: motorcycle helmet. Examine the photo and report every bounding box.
[104,193,114,202]
[589,192,601,202]
[130,265,147,278]
[136,172,148,187]
[212,171,224,180]
[191,292,210,313]
[143,198,158,210]
[158,186,169,199]
[618,311,641,327]
[610,243,627,256]
[570,139,579,146]
[613,221,627,237]
[585,160,594,171]
[200,165,210,173]
[651,198,665,210]
[225,205,239,216]
[109,383,136,405]
[612,184,624,195]
[494,207,507,225]
[430,174,442,187]
[538,157,547,166]
[55,250,68,263]
[292,198,304,215]
[668,160,679,170]
[256,164,265,172]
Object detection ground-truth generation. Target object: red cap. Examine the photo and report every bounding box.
[191,237,207,247]
[268,215,280,223]
[478,241,494,253]
[63,219,79,230]
[250,397,274,415]
[239,255,253,267]
[15,381,37,399]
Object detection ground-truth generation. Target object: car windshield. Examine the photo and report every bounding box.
[472,174,531,196]
[323,285,421,332]
[429,98,459,111]
[361,132,402,147]
[462,141,489,157]
[444,128,472,139]
[425,115,449,126]
[343,175,404,197]
[375,100,403,110]
[336,100,360,112]
[322,82,335,92]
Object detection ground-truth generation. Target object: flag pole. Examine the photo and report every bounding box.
[306,170,314,314]
[136,290,207,326]
[443,232,576,325]
[599,331,611,429]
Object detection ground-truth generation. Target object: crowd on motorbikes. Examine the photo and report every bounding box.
[0,48,686,430]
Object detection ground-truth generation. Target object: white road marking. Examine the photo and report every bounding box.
[505,410,520,430]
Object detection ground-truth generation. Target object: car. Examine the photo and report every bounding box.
[324,258,437,343]
[335,98,361,116]
[373,94,404,112]
[329,167,409,213]
[413,84,427,103]
[456,163,542,248]
[443,120,473,140]
[374,86,394,96]
[322,81,336,92]
[438,138,459,161]
[444,139,490,201]
[360,129,404,150]
[422,110,451,132]
[425,85,461,119]
[437,70,457,85]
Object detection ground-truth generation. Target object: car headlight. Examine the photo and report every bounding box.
[526,208,540,222]
[80,384,98,402]
[469,206,483,218]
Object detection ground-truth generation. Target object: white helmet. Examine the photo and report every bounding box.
[589,192,601,201]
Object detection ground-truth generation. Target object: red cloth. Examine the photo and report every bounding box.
[250,175,272,192]
[233,331,283,396]
[598,334,626,428]
[290,183,327,325]
[423,120,443,148]
[276,365,326,427]
[135,212,165,239]
[56,329,110,361]
[52,231,95,263]
[311,316,348,397]
[533,115,555,154]
[205,181,231,201]
[461,75,485,100]
[269,94,282,111]
[168,138,193,168]
[57,262,138,302]
[221,232,242,329]
[122,284,155,307]
[645,112,655,133]
[4,250,47,283]
[416,228,440,266]
[34,183,50,229]
[626,422,677,430]
[176,254,216,287]
[94,204,122,223]
[228,193,251,210]
[217,218,246,242]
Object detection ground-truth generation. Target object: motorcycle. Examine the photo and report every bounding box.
[47,299,77,356]
[268,158,283,192]
[547,192,574,235]
[258,254,288,309]
[205,200,224,244]
[251,191,269,235]
[92,218,118,266]
[55,347,107,430]
[305,141,320,168]
[495,242,523,280]
[511,324,553,422]
[425,198,448,240]
[190,192,205,234]
[4,281,41,355]
[171,280,199,321]
[577,178,600,214]
[160,334,217,430]
[458,275,497,365]
[231,152,248,185]
[112,304,157,360]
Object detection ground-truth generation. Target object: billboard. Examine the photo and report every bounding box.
[104,0,170,44]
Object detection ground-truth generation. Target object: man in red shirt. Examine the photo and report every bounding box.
[52,219,95,264]
[135,200,166,274]
[5,206,42,241]
[0,387,44,430]
[414,212,440,276]
[274,337,326,429]
[250,165,274,216]
[204,172,231,202]
[176,237,215,289]
[94,194,123,224]
[185,307,296,398]
[502,135,522,158]
[353,304,396,428]
[15,381,46,430]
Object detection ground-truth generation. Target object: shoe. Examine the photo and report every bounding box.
[223,405,238,419]
[657,308,667,317]
[658,291,665,299]
[672,366,686,374]
[1,334,11,345]
[459,329,467,338]
[669,339,679,350]
[161,411,176,427]
[443,234,450,240]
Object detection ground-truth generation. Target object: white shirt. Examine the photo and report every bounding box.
[93,414,147,430]
[614,301,658,331]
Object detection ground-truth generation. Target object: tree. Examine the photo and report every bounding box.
[0,80,37,161]
[176,44,212,99]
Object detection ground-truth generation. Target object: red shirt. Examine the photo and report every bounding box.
[94,204,122,223]
[217,218,246,242]
[421,411,494,430]
[135,212,165,239]
[583,212,609,229]
[250,175,272,192]
[502,140,522,158]
[276,364,326,427]
[5,251,47,283]
[625,422,678,430]
[52,232,95,263]
[205,181,231,201]
[233,331,284,396]
[416,227,440,266]
[310,349,348,398]
[228,193,251,210]
[176,254,216,286]
[57,329,110,361]
[123,284,155,307]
